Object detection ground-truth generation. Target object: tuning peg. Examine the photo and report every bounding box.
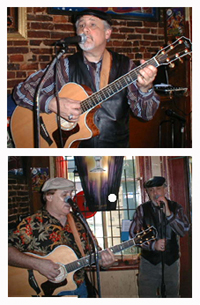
[160,47,166,55]
[169,62,175,68]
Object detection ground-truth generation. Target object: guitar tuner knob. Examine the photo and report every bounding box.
[169,63,175,68]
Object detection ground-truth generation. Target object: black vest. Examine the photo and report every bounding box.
[68,50,130,148]
[141,200,180,265]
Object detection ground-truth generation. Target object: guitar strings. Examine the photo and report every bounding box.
[80,38,190,114]
[80,57,158,113]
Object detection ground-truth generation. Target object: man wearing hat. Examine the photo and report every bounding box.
[129,176,190,297]
[13,9,160,148]
[8,177,115,297]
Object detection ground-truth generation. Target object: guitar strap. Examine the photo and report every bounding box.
[67,213,85,257]
[99,49,111,89]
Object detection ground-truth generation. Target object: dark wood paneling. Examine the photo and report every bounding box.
[168,156,192,298]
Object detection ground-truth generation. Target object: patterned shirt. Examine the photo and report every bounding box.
[8,208,97,287]
[13,50,160,121]
[129,200,190,252]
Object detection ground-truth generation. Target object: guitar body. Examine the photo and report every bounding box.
[11,83,100,148]
[8,245,79,297]
[8,226,157,297]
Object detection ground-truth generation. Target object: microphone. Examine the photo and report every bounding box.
[64,196,82,216]
[56,33,87,46]
[155,195,165,208]
[64,196,75,206]
[165,109,186,122]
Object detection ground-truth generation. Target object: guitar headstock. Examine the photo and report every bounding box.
[134,226,157,245]
[155,36,192,66]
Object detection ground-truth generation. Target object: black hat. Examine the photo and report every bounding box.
[144,176,166,188]
[73,9,112,25]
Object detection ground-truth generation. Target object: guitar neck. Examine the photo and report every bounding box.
[65,238,136,273]
[80,57,159,113]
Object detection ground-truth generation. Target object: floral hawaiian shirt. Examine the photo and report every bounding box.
[8,208,97,287]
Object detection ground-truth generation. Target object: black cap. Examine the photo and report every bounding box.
[144,176,166,188]
[73,9,112,25]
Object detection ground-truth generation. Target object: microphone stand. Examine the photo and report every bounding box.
[70,200,102,298]
[34,44,66,147]
[160,203,166,298]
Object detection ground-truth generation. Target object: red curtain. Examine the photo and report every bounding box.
[56,157,67,178]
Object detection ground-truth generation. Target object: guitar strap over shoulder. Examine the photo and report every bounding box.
[67,213,85,257]
[100,49,111,89]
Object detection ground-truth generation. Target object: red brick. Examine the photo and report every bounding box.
[28,31,51,38]
[10,55,24,62]
[20,63,39,70]
[53,15,68,23]
[7,47,29,54]
[7,71,15,78]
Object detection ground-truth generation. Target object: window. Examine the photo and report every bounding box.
[87,157,141,258]
[60,156,142,260]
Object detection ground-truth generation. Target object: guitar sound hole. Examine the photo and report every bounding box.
[60,118,77,131]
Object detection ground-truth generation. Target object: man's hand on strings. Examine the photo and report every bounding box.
[137,59,157,93]
[49,97,82,122]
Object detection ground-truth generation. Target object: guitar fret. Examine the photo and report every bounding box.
[100,90,108,100]
[63,226,156,276]
[80,55,168,114]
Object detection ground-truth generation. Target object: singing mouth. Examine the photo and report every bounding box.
[85,35,92,42]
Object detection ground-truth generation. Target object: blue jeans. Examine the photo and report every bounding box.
[57,281,88,298]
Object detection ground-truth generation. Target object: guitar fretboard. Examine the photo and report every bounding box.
[80,57,159,113]
[63,225,157,274]
[65,237,136,273]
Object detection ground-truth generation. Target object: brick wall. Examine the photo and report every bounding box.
[7,7,165,94]
[8,176,30,229]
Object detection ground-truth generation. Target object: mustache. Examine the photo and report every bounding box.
[83,35,93,41]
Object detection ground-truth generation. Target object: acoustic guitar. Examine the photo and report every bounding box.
[8,226,157,297]
[11,36,192,148]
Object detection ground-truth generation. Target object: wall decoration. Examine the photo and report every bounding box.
[7,7,27,40]
[31,167,49,192]
[48,7,159,21]
[75,156,124,211]
[8,156,23,176]
[166,8,185,38]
